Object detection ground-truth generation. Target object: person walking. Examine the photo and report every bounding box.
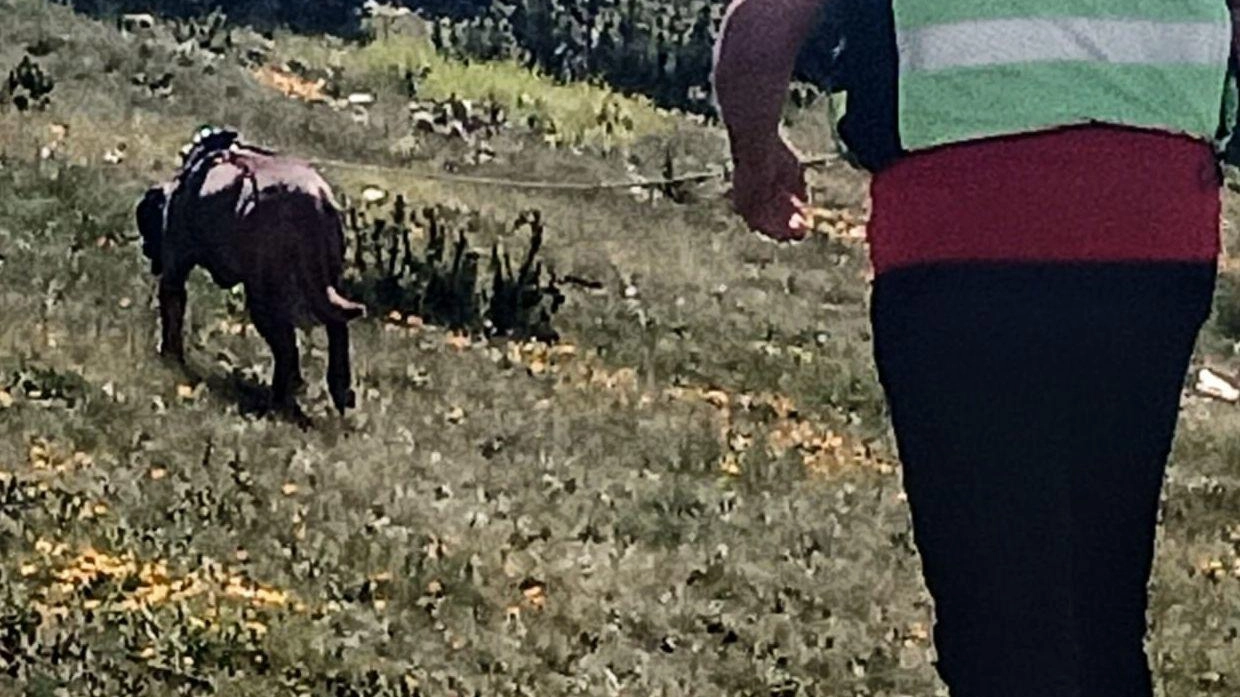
[712,1,1238,696]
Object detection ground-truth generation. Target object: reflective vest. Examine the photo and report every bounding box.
[827,0,1237,172]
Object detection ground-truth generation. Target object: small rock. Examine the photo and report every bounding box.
[1195,368,1240,403]
[360,186,388,205]
[444,406,466,425]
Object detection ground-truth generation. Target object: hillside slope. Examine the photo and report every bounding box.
[2,3,1239,696]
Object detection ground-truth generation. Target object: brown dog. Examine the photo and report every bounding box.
[137,128,365,419]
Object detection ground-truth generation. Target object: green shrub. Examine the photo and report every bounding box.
[340,197,565,341]
[412,0,845,115]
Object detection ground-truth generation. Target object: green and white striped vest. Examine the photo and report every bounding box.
[893,0,1234,153]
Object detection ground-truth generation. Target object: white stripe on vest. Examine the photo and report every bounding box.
[898,18,1230,75]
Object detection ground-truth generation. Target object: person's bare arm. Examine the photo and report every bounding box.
[712,0,825,160]
[711,0,827,240]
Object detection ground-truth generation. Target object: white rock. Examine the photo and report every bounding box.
[360,186,388,204]
[363,0,413,18]
[121,14,156,32]
[1194,368,1240,403]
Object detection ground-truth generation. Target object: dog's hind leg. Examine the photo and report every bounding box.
[326,320,354,415]
[248,296,307,425]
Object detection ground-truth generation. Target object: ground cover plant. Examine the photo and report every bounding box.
[2,1,1240,695]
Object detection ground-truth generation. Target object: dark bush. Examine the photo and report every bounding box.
[339,196,564,342]
[3,55,56,112]
[411,0,844,115]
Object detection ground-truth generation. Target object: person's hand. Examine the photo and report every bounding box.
[729,135,811,242]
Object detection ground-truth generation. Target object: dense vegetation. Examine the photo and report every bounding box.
[64,0,363,34]
[62,0,842,113]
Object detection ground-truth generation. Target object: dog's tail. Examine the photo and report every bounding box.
[293,193,366,325]
[322,284,366,321]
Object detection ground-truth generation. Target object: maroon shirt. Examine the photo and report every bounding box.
[866,125,1222,275]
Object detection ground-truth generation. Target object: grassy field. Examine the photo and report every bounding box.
[2,1,1240,695]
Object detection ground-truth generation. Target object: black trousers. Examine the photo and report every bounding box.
[870,263,1217,697]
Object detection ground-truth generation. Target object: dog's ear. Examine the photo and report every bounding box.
[136,185,168,275]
